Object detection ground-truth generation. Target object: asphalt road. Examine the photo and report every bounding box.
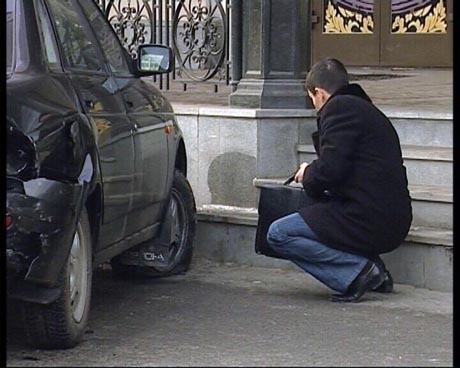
[6,259,453,367]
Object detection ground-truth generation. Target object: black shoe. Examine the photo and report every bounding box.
[372,270,393,293]
[368,255,394,293]
[330,261,385,303]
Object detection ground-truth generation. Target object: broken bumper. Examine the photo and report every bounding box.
[7,177,83,302]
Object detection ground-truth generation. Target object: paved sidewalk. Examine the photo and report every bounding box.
[158,67,453,115]
[7,260,453,367]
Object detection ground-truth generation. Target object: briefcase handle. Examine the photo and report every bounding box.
[283,173,296,185]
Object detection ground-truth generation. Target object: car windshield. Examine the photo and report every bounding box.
[6,0,14,75]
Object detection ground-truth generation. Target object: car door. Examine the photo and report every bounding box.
[78,0,170,239]
[116,77,171,237]
[45,0,135,248]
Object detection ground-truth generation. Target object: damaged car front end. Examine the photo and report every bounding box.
[6,1,99,343]
[6,0,96,308]
[6,112,94,302]
[6,88,98,347]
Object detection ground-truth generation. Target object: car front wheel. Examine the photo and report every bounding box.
[151,169,197,276]
[21,208,92,349]
[111,169,196,278]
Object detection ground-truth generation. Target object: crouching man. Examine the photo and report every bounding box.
[267,58,412,302]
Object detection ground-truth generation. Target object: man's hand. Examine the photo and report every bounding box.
[294,162,309,183]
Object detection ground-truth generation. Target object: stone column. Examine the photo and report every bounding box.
[229,0,312,109]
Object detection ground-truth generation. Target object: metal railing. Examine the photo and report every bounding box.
[97,0,232,92]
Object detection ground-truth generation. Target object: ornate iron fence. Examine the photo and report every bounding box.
[97,0,232,91]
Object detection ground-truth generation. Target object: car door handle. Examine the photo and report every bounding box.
[125,100,134,108]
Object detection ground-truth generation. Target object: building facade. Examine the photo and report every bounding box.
[98,0,452,75]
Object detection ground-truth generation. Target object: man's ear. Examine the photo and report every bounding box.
[317,87,331,102]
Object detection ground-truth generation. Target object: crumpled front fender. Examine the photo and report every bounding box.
[7,176,89,288]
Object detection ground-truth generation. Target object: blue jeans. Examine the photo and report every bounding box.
[267,213,368,293]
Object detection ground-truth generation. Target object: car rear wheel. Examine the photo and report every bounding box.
[21,208,92,349]
[111,169,196,278]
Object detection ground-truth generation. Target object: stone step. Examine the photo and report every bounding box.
[299,115,453,147]
[197,205,452,247]
[401,145,453,161]
[402,145,452,187]
[195,204,453,291]
[387,114,453,148]
[296,144,453,187]
[253,178,452,230]
[409,184,453,230]
[298,113,453,148]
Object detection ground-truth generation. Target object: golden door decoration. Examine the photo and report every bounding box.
[323,0,374,34]
[391,0,447,33]
[323,0,447,34]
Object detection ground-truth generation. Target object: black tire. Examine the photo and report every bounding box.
[111,169,196,278]
[21,208,93,349]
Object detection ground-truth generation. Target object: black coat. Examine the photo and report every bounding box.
[299,84,412,256]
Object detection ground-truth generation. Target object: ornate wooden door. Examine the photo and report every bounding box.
[380,0,452,67]
[311,0,452,67]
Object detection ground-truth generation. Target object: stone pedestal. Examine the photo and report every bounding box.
[230,0,312,109]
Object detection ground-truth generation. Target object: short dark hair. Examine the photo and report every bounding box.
[305,58,349,95]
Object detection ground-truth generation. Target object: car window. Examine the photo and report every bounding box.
[7,0,30,74]
[45,0,105,72]
[6,0,14,74]
[78,0,131,75]
[36,0,60,70]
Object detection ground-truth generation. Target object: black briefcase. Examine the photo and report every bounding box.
[255,175,312,259]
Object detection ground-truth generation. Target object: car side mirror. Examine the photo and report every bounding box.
[137,44,174,75]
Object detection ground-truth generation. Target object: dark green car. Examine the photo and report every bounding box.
[6,0,196,349]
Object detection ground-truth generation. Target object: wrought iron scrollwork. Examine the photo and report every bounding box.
[99,0,154,58]
[98,0,231,86]
[173,0,227,81]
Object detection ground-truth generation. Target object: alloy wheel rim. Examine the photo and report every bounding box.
[69,222,88,323]
[168,189,188,265]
